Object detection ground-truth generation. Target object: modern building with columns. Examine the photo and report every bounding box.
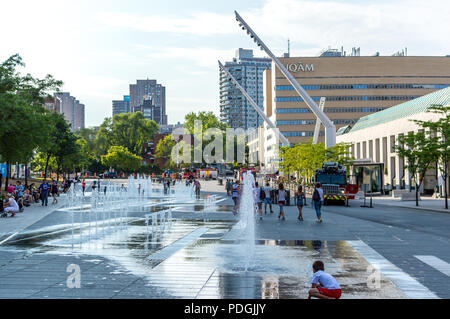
[336,87,450,194]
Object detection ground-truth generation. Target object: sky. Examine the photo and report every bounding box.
[1,0,449,127]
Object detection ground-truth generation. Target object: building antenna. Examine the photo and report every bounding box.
[288,39,290,56]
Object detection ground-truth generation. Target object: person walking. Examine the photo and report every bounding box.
[263,181,274,214]
[226,179,232,196]
[295,185,305,221]
[312,183,324,223]
[51,180,59,204]
[254,182,265,220]
[194,180,201,198]
[92,181,97,192]
[82,179,86,196]
[232,180,241,215]
[39,179,50,206]
[278,183,286,221]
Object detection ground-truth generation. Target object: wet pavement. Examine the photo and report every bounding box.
[0,205,405,299]
[0,184,447,299]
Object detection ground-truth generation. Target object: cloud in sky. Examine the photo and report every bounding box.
[98,11,238,36]
[0,0,449,127]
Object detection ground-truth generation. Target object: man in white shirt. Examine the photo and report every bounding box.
[262,182,274,214]
[4,193,19,217]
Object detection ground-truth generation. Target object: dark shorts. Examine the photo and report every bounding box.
[318,288,342,299]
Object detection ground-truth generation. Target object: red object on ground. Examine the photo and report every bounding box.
[345,184,359,199]
[317,288,342,299]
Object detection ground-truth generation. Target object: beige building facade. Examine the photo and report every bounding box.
[265,56,450,145]
[336,87,450,193]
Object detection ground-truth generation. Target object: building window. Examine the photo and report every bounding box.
[275,84,449,91]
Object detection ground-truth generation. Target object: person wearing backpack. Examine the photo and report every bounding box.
[254,182,265,220]
[312,183,324,223]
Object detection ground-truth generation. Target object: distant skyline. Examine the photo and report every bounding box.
[1,0,449,127]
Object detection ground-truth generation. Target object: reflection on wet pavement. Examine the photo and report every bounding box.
[0,213,407,299]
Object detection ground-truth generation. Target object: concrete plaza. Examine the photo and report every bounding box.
[0,180,448,299]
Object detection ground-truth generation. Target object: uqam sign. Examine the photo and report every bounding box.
[286,62,314,72]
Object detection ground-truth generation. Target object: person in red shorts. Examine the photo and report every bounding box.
[308,261,342,299]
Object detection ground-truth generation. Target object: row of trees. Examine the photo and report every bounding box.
[74,112,159,175]
[0,54,160,191]
[155,111,252,169]
[279,140,354,185]
[395,104,449,208]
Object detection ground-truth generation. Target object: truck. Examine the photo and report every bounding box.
[315,162,358,205]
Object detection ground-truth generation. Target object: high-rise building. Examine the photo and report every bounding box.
[54,92,85,131]
[112,95,131,116]
[73,101,85,131]
[220,48,271,129]
[130,79,167,125]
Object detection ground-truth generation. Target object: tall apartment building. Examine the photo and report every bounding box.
[53,92,85,131]
[220,48,271,129]
[130,79,167,125]
[112,95,131,116]
[73,101,85,131]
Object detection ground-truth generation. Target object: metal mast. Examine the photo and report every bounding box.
[313,97,327,144]
[219,61,291,147]
[234,11,336,148]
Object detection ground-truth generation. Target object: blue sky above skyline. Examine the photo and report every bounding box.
[1,0,449,127]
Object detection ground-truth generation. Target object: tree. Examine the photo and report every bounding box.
[101,146,142,174]
[183,111,229,165]
[97,112,159,156]
[279,140,354,185]
[413,104,450,209]
[0,54,62,190]
[395,131,440,207]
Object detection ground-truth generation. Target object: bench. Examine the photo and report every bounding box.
[401,192,420,201]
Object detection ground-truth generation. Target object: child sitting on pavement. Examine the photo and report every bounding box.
[308,261,342,299]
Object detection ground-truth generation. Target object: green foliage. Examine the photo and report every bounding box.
[279,140,354,184]
[0,54,62,188]
[101,146,143,173]
[97,112,159,156]
[184,111,228,133]
[395,131,440,205]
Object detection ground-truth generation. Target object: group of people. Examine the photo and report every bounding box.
[226,179,325,223]
[1,179,64,218]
